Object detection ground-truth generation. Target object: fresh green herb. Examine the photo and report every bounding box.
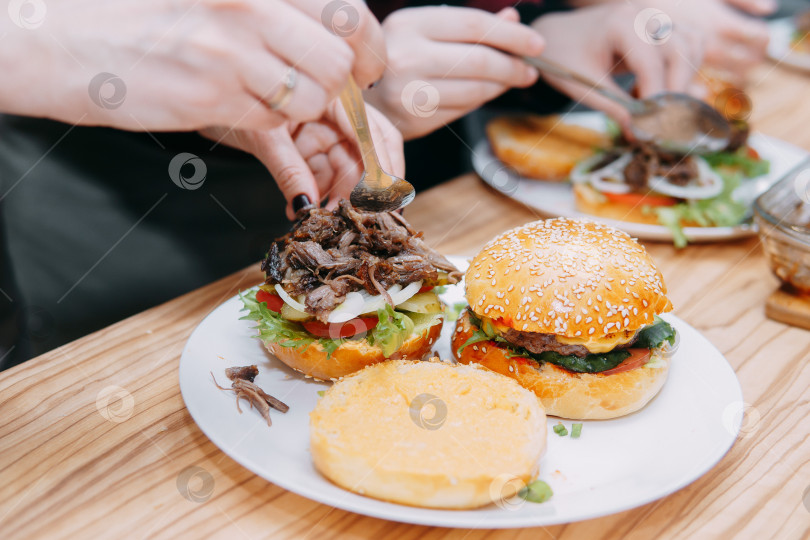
[704,148,770,178]
[536,349,630,374]
[317,390,325,397]
[634,317,676,349]
[553,423,568,437]
[445,302,468,322]
[571,423,583,438]
[518,480,553,504]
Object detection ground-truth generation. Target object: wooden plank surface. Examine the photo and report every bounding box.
[1,64,810,539]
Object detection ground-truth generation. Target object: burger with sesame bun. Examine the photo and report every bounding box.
[451,218,677,420]
[242,200,461,382]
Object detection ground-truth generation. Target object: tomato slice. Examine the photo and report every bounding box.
[604,192,678,207]
[418,285,435,293]
[746,146,760,160]
[601,348,651,376]
[303,317,379,339]
[256,289,284,313]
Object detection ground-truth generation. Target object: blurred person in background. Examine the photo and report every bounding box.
[363,0,775,189]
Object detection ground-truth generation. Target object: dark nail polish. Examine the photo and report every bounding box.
[292,194,312,213]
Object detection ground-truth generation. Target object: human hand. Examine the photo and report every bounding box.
[639,0,770,81]
[1,0,386,132]
[364,6,544,140]
[724,0,777,17]
[532,4,704,129]
[202,100,404,219]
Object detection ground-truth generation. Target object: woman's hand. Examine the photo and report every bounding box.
[202,100,404,219]
[532,4,704,129]
[0,0,386,132]
[363,6,544,140]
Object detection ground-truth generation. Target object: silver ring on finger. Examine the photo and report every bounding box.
[265,67,297,110]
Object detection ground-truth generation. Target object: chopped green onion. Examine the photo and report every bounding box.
[571,423,582,438]
[553,423,568,437]
[317,390,325,397]
[518,480,553,503]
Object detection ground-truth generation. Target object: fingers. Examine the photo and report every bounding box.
[234,50,333,125]
[414,5,544,57]
[287,0,387,87]
[427,43,539,87]
[367,105,406,178]
[721,14,769,48]
[703,39,763,76]
[415,79,510,109]
[325,100,405,179]
[323,142,364,209]
[255,126,321,220]
[725,0,777,16]
[663,31,704,93]
[542,74,632,132]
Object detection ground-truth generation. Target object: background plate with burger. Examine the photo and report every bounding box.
[474,111,808,246]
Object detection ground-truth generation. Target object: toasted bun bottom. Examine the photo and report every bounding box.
[265,319,442,381]
[573,185,664,225]
[452,312,670,420]
[487,116,610,181]
[572,185,704,227]
[310,360,546,509]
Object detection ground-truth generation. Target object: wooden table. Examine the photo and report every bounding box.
[2,64,810,540]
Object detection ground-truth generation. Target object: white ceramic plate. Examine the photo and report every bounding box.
[179,257,744,528]
[472,112,809,243]
[768,17,810,72]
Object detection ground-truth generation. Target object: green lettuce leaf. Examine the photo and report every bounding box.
[533,349,631,374]
[240,289,320,350]
[704,148,770,178]
[634,316,676,349]
[369,304,415,357]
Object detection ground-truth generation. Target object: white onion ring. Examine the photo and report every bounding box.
[274,284,307,312]
[647,157,723,200]
[570,153,634,194]
[327,291,365,323]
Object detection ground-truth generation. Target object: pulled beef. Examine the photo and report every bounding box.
[622,142,699,190]
[263,200,461,322]
[225,365,258,383]
[212,366,289,427]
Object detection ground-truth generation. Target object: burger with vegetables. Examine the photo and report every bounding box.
[570,121,768,247]
[452,218,677,420]
[241,200,461,381]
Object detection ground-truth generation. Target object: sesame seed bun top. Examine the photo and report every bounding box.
[465,218,673,338]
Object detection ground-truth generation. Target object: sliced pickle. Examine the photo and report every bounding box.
[397,291,442,313]
[281,302,312,321]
